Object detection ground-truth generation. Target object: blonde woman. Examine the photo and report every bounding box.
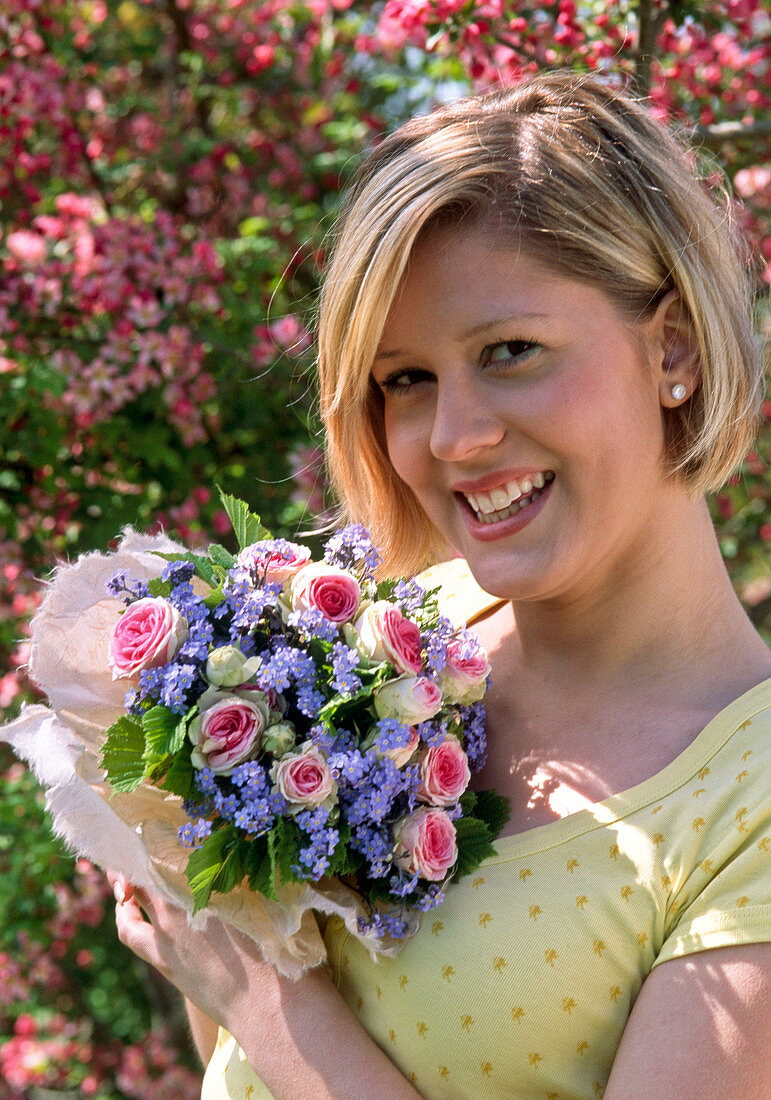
[111,72,771,1099]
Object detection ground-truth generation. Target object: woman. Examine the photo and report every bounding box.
[111,72,771,1098]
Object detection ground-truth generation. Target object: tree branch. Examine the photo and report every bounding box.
[695,120,771,148]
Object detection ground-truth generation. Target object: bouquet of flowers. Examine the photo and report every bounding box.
[3,492,507,976]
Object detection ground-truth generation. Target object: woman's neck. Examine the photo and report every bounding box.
[506,497,769,689]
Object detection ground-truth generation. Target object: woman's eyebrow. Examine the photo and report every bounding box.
[374,312,549,360]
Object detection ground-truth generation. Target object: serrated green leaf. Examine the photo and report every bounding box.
[159,747,195,800]
[472,790,510,839]
[459,789,478,815]
[217,487,272,549]
[186,826,236,913]
[101,717,146,793]
[453,816,497,880]
[203,585,225,609]
[147,577,172,597]
[245,836,275,900]
[268,818,300,888]
[152,549,217,586]
[142,705,187,759]
[208,542,236,568]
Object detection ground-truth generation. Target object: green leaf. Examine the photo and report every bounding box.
[203,585,226,610]
[472,790,510,839]
[159,747,195,800]
[268,818,300,888]
[208,542,236,569]
[453,816,498,880]
[101,717,146,793]
[147,577,172,597]
[217,487,272,549]
[142,705,187,759]
[245,836,275,900]
[185,826,245,913]
[152,549,217,586]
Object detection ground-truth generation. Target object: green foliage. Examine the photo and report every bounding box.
[100,716,147,793]
[217,488,272,550]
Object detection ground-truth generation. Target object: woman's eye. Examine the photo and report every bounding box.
[378,368,433,394]
[483,340,540,366]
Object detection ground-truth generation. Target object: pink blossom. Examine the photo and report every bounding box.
[189,694,270,774]
[417,735,471,805]
[437,638,491,703]
[237,539,313,585]
[393,807,457,881]
[374,674,443,724]
[108,597,188,679]
[6,230,46,265]
[273,742,337,808]
[352,602,423,674]
[290,561,361,623]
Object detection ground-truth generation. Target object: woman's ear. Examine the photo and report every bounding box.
[647,290,701,408]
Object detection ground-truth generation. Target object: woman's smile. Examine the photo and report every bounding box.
[372,224,679,602]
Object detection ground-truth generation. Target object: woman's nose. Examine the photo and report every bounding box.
[429,377,505,462]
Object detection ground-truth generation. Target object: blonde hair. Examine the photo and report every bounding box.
[317,71,763,576]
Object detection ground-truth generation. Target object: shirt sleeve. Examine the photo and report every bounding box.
[653,727,771,968]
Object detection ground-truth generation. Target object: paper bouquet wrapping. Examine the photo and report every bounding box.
[2,509,504,980]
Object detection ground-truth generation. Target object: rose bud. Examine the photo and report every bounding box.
[237,540,312,585]
[262,720,297,757]
[393,808,457,881]
[374,675,443,725]
[108,597,188,680]
[383,725,420,768]
[416,735,471,805]
[290,562,361,624]
[188,694,270,774]
[436,639,491,704]
[272,741,337,809]
[205,645,262,688]
[352,602,423,675]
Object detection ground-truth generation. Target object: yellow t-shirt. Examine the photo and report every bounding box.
[202,567,771,1100]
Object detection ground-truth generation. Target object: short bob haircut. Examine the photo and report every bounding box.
[317,71,763,577]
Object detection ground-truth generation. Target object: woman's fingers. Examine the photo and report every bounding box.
[106,870,135,905]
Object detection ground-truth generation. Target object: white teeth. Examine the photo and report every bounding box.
[462,472,554,523]
[505,478,522,501]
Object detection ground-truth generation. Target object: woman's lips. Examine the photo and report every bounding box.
[456,476,554,541]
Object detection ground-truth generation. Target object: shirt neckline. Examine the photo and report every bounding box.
[481,675,771,863]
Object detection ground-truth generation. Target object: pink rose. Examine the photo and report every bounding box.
[189,695,270,774]
[290,563,360,624]
[237,540,312,585]
[393,808,457,881]
[374,675,443,724]
[417,735,471,805]
[383,725,420,768]
[437,638,491,704]
[352,602,423,674]
[108,597,188,680]
[273,742,337,808]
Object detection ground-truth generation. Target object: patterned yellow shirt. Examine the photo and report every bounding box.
[202,566,771,1100]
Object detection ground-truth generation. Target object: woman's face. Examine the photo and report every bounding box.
[371,224,683,604]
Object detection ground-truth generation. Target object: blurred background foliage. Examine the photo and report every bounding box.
[0,0,768,1094]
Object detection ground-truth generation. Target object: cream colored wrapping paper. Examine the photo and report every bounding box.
[0,529,418,979]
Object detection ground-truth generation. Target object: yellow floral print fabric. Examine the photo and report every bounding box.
[202,564,771,1100]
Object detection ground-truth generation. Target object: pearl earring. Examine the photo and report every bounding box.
[671,383,687,401]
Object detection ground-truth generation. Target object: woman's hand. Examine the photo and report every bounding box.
[106,873,422,1099]
[107,871,278,1029]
